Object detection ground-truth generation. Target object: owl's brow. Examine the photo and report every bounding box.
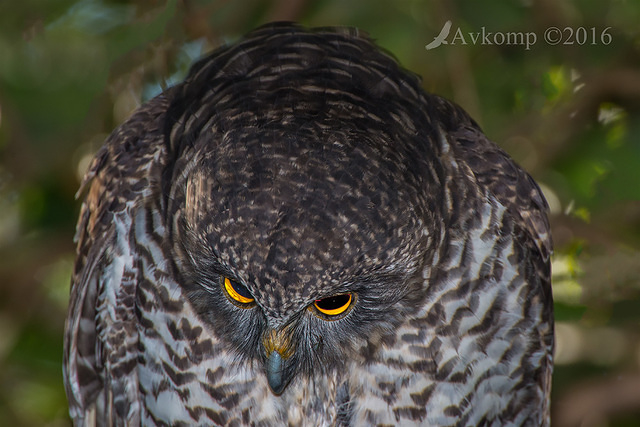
[195,258,243,284]
[320,271,406,297]
[349,267,410,284]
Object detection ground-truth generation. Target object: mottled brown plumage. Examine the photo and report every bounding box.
[64,23,553,426]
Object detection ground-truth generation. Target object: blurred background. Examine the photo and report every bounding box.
[1,0,639,425]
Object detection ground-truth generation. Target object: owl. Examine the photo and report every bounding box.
[64,23,553,426]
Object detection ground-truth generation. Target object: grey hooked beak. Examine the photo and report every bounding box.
[263,327,295,395]
[266,351,286,394]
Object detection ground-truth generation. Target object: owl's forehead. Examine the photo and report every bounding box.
[186,122,425,227]
[181,127,429,311]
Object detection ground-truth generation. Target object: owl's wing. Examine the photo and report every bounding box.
[447,118,554,407]
[64,94,170,425]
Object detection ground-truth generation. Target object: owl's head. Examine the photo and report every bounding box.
[161,24,445,395]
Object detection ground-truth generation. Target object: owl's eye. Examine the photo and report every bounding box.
[313,293,353,317]
[223,277,255,306]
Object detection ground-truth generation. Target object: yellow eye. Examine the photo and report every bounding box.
[313,293,353,317]
[223,277,254,305]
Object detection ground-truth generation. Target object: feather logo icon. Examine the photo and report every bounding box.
[426,21,452,50]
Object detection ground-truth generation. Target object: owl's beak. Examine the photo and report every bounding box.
[265,351,287,394]
[263,327,295,395]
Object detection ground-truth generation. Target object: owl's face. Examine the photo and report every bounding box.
[166,123,437,394]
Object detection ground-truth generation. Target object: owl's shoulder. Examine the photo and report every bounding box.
[432,97,551,264]
[75,93,171,256]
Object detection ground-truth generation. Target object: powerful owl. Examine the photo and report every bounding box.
[64,23,553,425]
